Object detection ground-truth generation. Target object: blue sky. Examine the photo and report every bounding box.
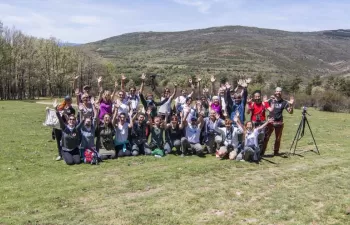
[0,0,349,43]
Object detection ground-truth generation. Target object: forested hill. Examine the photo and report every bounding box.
[81,26,350,83]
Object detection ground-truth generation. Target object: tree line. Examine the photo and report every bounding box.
[0,21,106,100]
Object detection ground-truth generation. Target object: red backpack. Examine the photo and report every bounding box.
[84,148,100,165]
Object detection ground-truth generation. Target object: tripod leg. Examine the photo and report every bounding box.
[304,117,320,155]
[289,119,303,155]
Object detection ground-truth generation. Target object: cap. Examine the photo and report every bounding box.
[275,87,282,92]
[191,117,197,121]
[64,95,72,101]
[83,85,91,90]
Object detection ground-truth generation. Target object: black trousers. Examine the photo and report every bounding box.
[53,128,62,157]
[62,148,81,165]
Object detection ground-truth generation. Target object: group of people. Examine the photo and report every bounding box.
[49,73,294,165]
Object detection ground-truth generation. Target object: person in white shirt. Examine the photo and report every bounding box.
[215,116,244,160]
[237,118,274,162]
[180,111,204,157]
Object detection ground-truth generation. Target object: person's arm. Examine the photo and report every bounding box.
[121,74,126,92]
[247,96,253,115]
[139,73,146,94]
[129,110,137,128]
[93,103,100,125]
[180,109,190,129]
[139,93,147,110]
[198,114,205,129]
[233,115,244,133]
[97,76,103,102]
[111,80,118,101]
[197,77,201,98]
[112,103,119,125]
[186,78,195,99]
[210,75,216,97]
[286,97,294,114]
[54,103,66,130]
[154,97,169,106]
[256,117,274,131]
[169,83,178,101]
[73,75,79,93]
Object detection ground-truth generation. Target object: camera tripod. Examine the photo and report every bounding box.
[289,110,320,155]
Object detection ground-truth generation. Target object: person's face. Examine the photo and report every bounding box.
[171,117,178,125]
[104,94,111,101]
[104,114,111,124]
[82,96,88,103]
[154,117,161,126]
[213,99,219,104]
[201,97,206,102]
[138,115,145,122]
[83,88,90,94]
[85,118,92,127]
[119,114,126,122]
[129,88,136,95]
[164,89,170,97]
[181,90,186,96]
[275,90,282,98]
[210,111,216,119]
[234,96,242,104]
[118,92,124,99]
[66,99,72,106]
[186,98,192,105]
[254,93,261,102]
[246,122,253,131]
[225,123,231,128]
[147,95,153,100]
[219,89,224,96]
[191,120,197,126]
[68,116,76,126]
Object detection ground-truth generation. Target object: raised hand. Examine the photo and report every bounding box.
[141,73,146,80]
[188,78,193,84]
[114,80,118,88]
[174,83,178,87]
[210,75,216,83]
[121,74,126,81]
[75,88,80,96]
[53,99,58,108]
[233,114,239,123]
[241,80,248,88]
[289,96,294,105]
[74,75,79,80]
[97,76,102,83]
[215,112,220,120]
[247,96,253,104]
[196,77,202,82]
[263,95,268,102]
[225,82,231,90]
[203,87,209,93]
[235,111,240,118]
[223,110,228,118]
[237,79,243,86]
[245,78,252,84]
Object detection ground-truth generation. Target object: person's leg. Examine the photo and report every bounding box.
[205,134,215,154]
[62,150,74,165]
[243,147,255,161]
[262,123,274,156]
[110,150,117,159]
[229,149,238,160]
[72,148,81,164]
[132,143,140,156]
[192,143,204,156]
[100,155,109,160]
[164,142,172,154]
[217,146,227,159]
[180,137,190,155]
[143,143,152,155]
[274,124,284,155]
[53,129,62,158]
[173,139,181,154]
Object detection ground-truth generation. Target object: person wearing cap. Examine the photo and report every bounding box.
[52,96,76,161]
[262,87,294,156]
[73,75,92,104]
[180,111,205,156]
[203,110,225,154]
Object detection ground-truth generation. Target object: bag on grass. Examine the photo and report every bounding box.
[152,148,164,157]
[43,108,60,128]
[84,148,101,165]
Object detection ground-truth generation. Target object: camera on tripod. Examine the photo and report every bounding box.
[302,106,307,115]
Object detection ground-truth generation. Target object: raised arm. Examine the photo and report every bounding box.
[169,83,178,100]
[97,76,103,102]
[210,75,216,97]
[256,117,274,131]
[139,73,146,94]
[112,102,119,125]
[233,115,244,132]
[286,96,294,114]
[54,101,66,130]
[73,75,79,93]
[180,109,190,129]
[121,74,126,92]
[111,80,119,101]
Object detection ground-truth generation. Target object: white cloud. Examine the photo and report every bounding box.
[172,0,215,13]
[70,16,102,25]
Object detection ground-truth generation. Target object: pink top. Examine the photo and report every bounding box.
[99,100,112,120]
[211,103,221,114]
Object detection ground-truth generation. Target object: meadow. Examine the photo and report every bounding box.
[0,101,349,225]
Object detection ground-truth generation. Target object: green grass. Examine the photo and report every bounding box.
[1,101,350,225]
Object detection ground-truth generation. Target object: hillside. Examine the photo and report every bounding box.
[81,26,350,84]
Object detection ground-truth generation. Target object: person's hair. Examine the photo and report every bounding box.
[138,113,145,117]
[58,99,72,111]
[129,86,136,91]
[68,114,76,119]
[101,90,112,103]
[171,115,178,121]
[233,93,242,99]
[147,93,153,98]
[253,90,261,96]
[225,119,232,125]
[82,93,89,99]
[119,112,126,117]
[153,116,161,121]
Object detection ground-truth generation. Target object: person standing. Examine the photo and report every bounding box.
[262,87,294,156]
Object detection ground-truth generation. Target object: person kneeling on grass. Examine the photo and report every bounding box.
[148,116,168,155]
[180,111,205,157]
[96,113,116,160]
[215,116,244,160]
[130,112,152,156]
[55,103,82,165]
[112,108,136,158]
[164,115,183,155]
[237,118,274,162]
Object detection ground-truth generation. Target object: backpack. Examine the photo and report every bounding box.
[83,148,100,165]
[43,108,60,128]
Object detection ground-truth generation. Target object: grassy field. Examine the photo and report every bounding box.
[0,101,350,225]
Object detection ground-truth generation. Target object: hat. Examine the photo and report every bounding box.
[275,87,282,92]
[64,95,72,101]
[83,85,91,90]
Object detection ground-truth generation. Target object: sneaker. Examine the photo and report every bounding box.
[55,156,62,161]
